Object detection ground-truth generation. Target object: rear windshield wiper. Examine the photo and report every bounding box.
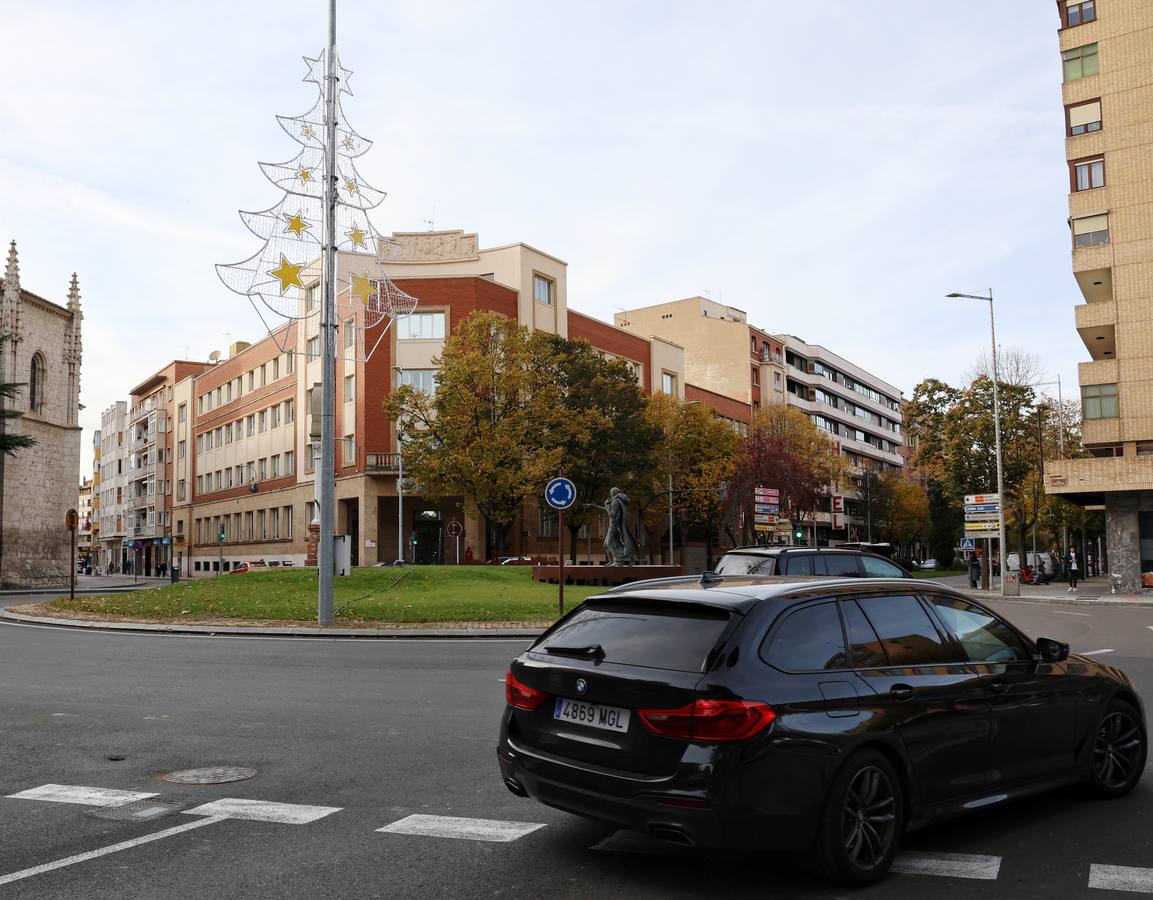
[544,644,606,660]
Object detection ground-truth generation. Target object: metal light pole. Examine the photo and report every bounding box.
[316,0,338,624]
[947,290,1008,595]
[394,366,404,564]
[667,471,674,565]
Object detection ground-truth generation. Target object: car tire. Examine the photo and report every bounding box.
[811,749,905,887]
[1084,699,1146,799]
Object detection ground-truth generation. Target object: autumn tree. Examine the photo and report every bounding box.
[639,393,738,566]
[729,405,848,544]
[385,311,568,558]
[869,470,930,551]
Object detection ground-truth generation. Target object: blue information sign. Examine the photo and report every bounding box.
[545,477,577,510]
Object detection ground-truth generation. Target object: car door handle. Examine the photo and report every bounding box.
[890,684,915,701]
[988,680,1009,695]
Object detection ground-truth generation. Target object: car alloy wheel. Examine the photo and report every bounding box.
[842,765,897,871]
[813,749,904,886]
[1093,709,1144,791]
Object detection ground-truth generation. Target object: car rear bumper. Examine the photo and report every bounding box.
[497,735,817,851]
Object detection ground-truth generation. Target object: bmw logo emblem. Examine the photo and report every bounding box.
[575,678,588,695]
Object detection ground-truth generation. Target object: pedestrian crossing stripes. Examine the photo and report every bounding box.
[1089,864,1153,893]
[377,814,547,842]
[891,851,1002,880]
[6,784,159,807]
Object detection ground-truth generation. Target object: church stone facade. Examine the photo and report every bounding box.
[0,241,83,587]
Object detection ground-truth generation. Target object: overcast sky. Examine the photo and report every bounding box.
[1,1,1078,477]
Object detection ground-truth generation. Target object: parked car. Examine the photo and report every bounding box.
[498,577,1145,886]
[228,562,251,575]
[915,558,939,570]
[712,546,911,579]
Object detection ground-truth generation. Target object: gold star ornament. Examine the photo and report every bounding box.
[283,211,310,237]
[297,167,313,183]
[301,126,315,139]
[344,178,358,194]
[269,255,305,294]
[350,273,376,305]
[346,225,368,249]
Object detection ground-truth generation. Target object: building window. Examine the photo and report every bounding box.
[1083,383,1118,419]
[247,371,255,391]
[344,374,355,402]
[751,367,759,386]
[271,454,280,478]
[271,358,279,380]
[245,511,254,541]
[178,440,186,459]
[533,274,554,305]
[177,403,187,424]
[343,318,355,349]
[270,404,280,428]
[662,372,677,395]
[247,413,256,433]
[1063,43,1099,81]
[285,450,295,474]
[28,352,45,412]
[397,369,438,394]
[1065,0,1095,26]
[177,479,186,500]
[1072,213,1109,247]
[305,287,316,312]
[285,399,294,423]
[258,509,267,540]
[258,457,268,480]
[307,336,320,358]
[1073,156,1105,191]
[1068,99,1102,136]
[397,311,446,340]
[285,350,294,374]
[270,507,280,540]
[283,505,293,539]
[343,434,355,464]
[539,505,557,538]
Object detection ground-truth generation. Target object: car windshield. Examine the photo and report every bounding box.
[715,554,775,576]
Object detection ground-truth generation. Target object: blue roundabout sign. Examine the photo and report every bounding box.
[545,477,577,510]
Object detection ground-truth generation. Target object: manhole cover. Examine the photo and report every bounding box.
[87,798,189,822]
[163,766,257,785]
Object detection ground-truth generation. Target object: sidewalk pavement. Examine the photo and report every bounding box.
[0,574,174,597]
[960,575,1153,608]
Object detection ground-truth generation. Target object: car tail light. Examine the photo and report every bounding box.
[638,699,775,742]
[505,671,549,710]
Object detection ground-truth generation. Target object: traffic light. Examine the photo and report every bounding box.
[218,527,225,542]
[794,527,804,542]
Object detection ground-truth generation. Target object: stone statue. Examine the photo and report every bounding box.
[590,487,638,566]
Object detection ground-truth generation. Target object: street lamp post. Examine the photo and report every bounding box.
[393,366,405,565]
[947,290,1009,595]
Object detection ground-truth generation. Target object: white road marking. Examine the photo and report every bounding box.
[1054,610,1092,616]
[1082,649,1115,656]
[0,815,225,887]
[183,798,342,824]
[891,851,1001,880]
[1089,863,1153,893]
[6,784,159,807]
[377,814,546,842]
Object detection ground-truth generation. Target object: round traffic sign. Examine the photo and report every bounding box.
[545,477,576,510]
[447,520,463,538]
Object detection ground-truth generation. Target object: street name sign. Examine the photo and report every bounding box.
[964,493,1000,505]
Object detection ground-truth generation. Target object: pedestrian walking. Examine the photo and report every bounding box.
[1086,551,1094,578]
[1067,548,1081,592]
[968,553,981,590]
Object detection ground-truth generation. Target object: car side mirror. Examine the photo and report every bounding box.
[1036,637,1070,663]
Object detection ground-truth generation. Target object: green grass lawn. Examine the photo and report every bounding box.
[46,567,604,624]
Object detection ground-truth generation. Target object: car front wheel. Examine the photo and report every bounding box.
[812,749,905,886]
[1087,700,1146,798]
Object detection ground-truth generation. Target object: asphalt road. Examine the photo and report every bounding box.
[2,599,1153,898]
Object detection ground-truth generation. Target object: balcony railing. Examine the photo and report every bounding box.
[365,452,401,473]
[128,522,163,539]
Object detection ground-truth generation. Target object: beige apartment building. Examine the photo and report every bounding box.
[1044,0,1153,590]
[617,297,904,545]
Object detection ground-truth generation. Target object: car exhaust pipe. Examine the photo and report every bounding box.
[504,777,527,797]
[649,824,696,846]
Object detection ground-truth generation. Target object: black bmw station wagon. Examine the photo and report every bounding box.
[497,576,1146,885]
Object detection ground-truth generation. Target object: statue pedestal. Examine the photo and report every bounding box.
[532,565,686,587]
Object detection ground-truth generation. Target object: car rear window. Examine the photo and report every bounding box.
[715,554,775,575]
[536,600,732,672]
[824,554,861,576]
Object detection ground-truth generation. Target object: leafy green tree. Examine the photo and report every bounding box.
[542,336,661,562]
[0,339,35,457]
[385,311,568,558]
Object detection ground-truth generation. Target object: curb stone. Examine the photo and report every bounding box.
[961,589,1153,609]
[0,608,544,639]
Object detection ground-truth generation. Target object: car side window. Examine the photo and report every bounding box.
[841,599,889,667]
[824,554,861,576]
[856,594,949,666]
[926,596,1030,664]
[783,555,813,576]
[762,602,849,672]
[861,556,904,578]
